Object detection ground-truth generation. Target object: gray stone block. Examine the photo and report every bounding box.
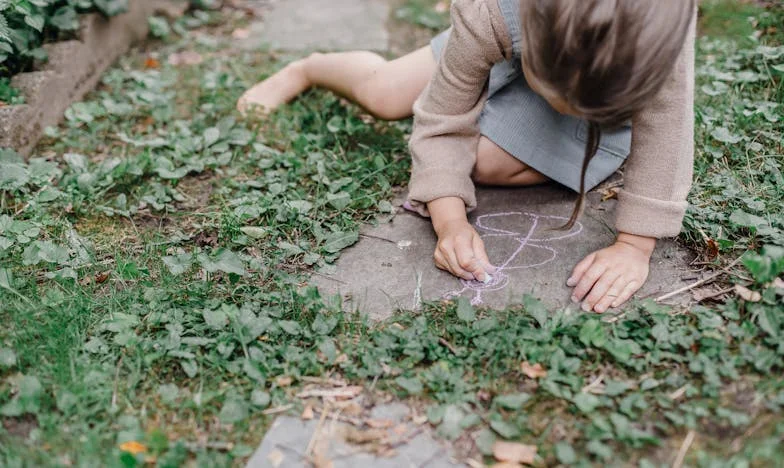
[312,185,696,320]
[241,0,390,51]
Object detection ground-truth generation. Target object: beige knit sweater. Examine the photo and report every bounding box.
[407,0,696,238]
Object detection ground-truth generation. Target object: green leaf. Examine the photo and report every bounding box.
[251,390,270,408]
[278,320,301,335]
[24,14,44,32]
[148,16,171,38]
[474,428,496,456]
[573,393,600,413]
[0,162,29,190]
[323,230,359,253]
[489,418,520,439]
[0,348,16,368]
[523,294,548,328]
[162,253,193,276]
[198,249,246,276]
[202,307,228,330]
[711,127,742,144]
[203,127,220,147]
[311,314,339,335]
[436,405,464,440]
[456,297,475,322]
[579,319,606,348]
[326,191,352,210]
[395,376,423,395]
[555,442,577,464]
[494,393,531,410]
[219,399,248,424]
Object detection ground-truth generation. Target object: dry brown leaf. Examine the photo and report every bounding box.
[301,404,314,420]
[492,441,537,465]
[343,427,388,444]
[232,27,250,39]
[95,271,110,284]
[412,414,428,425]
[492,463,523,468]
[600,187,620,202]
[144,57,161,69]
[705,238,719,260]
[335,353,349,364]
[735,284,762,302]
[366,418,395,429]
[119,441,147,455]
[275,375,294,387]
[520,362,547,379]
[267,449,284,467]
[392,424,408,435]
[168,51,204,66]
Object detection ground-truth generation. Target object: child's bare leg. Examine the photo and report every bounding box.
[237,46,436,119]
[473,137,550,186]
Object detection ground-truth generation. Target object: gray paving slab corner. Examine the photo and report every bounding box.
[312,185,696,320]
[246,404,463,468]
[241,0,390,51]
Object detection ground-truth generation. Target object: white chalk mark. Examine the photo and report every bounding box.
[445,211,583,306]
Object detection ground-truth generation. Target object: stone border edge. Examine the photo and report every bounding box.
[0,0,174,157]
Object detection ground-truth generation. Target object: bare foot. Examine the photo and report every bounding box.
[237,59,311,116]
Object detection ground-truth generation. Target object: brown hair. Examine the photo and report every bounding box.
[519,0,696,229]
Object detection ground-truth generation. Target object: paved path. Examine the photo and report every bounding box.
[240,0,389,51]
[314,185,695,320]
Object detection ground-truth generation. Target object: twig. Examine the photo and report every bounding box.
[311,406,364,427]
[262,404,294,416]
[731,414,773,453]
[296,386,363,399]
[672,430,696,468]
[694,286,736,303]
[581,373,605,394]
[656,254,745,303]
[438,337,458,355]
[668,384,689,401]
[305,403,330,457]
[360,233,398,245]
[309,270,349,285]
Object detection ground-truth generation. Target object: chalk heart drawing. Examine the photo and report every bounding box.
[445,212,584,306]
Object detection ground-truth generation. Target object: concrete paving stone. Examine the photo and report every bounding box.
[241,0,390,51]
[246,407,463,468]
[312,185,696,320]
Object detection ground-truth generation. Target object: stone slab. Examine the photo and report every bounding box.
[241,0,389,51]
[246,404,462,468]
[312,185,696,320]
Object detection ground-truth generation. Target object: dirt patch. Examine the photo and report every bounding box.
[3,414,39,439]
[385,0,441,57]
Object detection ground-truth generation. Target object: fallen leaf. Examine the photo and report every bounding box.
[366,419,395,429]
[267,449,284,467]
[412,414,428,425]
[520,362,547,379]
[493,441,537,465]
[705,238,719,260]
[335,354,348,364]
[735,284,762,302]
[232,27,250,39]
[600,187,620,202]
[168,51,204,66]
[275,375,293,387]
[95,271,110,284]
[144,57,161,69]
[301,404,314,420]
[343,427,388,444]
[119,441,147,455]
[492,463,523,468]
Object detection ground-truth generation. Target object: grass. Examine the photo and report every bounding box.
[0,1,783,466]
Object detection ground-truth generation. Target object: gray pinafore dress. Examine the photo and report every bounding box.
[430,0,632,192]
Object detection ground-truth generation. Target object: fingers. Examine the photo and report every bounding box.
[435,244,472,281]
[472,235,497,275]
[581,270,622,312]
[567,252,596,288]
[571,260,607,304]
[455,236,491,282]
[611,281,641,308]
[593,276,627,313]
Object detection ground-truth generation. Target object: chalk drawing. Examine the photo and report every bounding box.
[445,212,583,305]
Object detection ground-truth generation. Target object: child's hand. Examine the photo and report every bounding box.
[567,233,656,313]
[426,197,496,282]
[434,219,496,282]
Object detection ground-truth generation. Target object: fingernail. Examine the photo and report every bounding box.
[595,306,605,313]
[481,273,493,284]
[463,273,475,281]
[581,302,592,312]
[571,295,580,304]
[566,277,576,287]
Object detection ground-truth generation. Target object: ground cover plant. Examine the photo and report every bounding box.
[0,0,782,466]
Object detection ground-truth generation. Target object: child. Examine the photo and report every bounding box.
[237,0,696,313]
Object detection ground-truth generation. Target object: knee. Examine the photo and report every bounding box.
[354,74,404,120]
[473,141,509,185]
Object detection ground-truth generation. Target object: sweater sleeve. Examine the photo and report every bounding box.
[614,11,697,238]
[406,0,512,216]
